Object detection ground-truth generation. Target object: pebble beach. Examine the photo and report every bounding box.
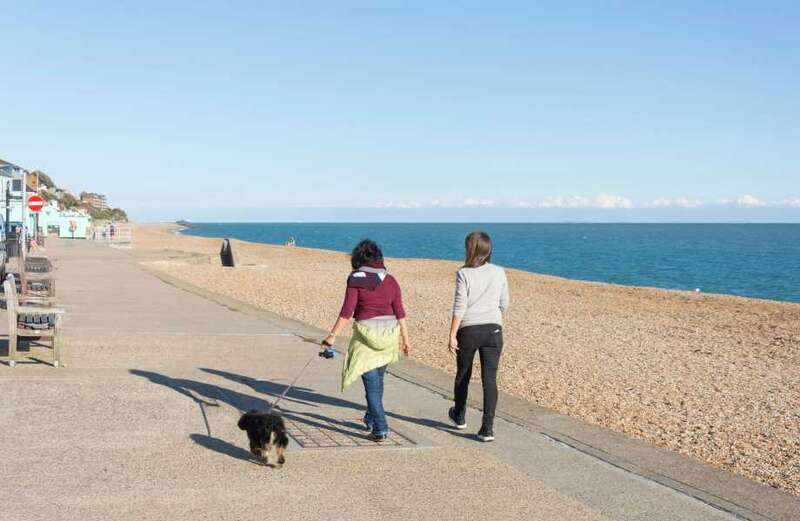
[135,223,800,496]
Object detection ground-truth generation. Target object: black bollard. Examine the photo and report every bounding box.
[220,238,236,267]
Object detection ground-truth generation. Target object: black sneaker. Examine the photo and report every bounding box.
[367,432,388,443]
[448,407,467,430]
[477,427,495,442]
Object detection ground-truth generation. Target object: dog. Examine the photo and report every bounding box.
[237,410,290,468]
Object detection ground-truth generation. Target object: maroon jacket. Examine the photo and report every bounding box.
[338,273,406,321]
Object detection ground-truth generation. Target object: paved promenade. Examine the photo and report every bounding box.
[0,239,787,520]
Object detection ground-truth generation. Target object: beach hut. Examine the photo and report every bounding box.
[57,209,91,239]
[37,203,61,235]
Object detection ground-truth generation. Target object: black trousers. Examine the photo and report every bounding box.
[453,324,503,429]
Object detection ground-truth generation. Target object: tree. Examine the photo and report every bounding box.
[60,193,80,209]
[87,206,128,222]
[30,170,57,190]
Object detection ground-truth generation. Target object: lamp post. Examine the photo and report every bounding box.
[21,170,27,253]
[4,180,9,234]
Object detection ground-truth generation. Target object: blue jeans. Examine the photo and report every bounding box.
[361,365,388,435]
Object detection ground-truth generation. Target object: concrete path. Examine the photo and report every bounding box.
[0,239,753,520]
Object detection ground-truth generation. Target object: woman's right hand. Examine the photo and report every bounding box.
[448,336,459,354]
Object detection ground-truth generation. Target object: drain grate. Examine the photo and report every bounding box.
[284,417,418,449]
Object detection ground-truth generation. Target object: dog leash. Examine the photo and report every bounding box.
[215,335,338,414]
[265,350,318,413]
[263,336,338,413]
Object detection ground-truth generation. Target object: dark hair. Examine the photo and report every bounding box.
[351,239,383,270]
[464,231,492,268]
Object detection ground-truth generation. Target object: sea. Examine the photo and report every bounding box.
[180,223,800,304]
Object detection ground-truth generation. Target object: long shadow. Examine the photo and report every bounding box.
[130,369,271,413]
[200,367,453,431]
[0,338,55,366]
[130,368,457,462]
[189,433,260,465]
[201,367,358,411]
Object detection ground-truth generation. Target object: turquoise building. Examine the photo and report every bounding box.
[0,159,92,238]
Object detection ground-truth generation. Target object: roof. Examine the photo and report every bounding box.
[0,158,25,177]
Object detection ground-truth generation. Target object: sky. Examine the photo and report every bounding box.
[1,1,798,222]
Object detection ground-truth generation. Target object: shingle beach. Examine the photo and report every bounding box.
[136,224,800,496]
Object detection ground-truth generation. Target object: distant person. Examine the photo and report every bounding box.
[109,223,116,239]
[447,231,509,442]
[323,239,411,442]
[285,235,296,247]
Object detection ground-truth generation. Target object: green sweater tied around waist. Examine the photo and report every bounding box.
[341,321,400,391]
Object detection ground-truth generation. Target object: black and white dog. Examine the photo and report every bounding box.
[237,410,290,468]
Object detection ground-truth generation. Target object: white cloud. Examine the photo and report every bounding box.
[675,197,704,208]
[372,201,423,209]
[644,198,672,208]
[360,194,799,211]
[643,197,703,209]
[534,194,633,209]
[736,194,766,208]
[460,198,496,208]
[594,193,634,209]
[536,196,588,208]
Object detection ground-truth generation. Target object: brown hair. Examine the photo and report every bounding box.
[464,231,492,268]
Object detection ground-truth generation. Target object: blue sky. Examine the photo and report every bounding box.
[1,1,798,222]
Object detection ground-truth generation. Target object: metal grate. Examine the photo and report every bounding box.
[284,417,418,449]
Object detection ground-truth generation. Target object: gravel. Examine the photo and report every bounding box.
[136,224,800,496]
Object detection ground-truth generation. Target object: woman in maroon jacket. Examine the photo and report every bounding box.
[324,239,411,441]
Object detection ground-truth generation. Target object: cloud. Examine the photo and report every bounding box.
[460,198,497,208]
[736,194,767,208]
[594,193,634,209]
[362,194,799,211]
[643,197,703,209]
[372,201,424,209]
[534,194,633,209]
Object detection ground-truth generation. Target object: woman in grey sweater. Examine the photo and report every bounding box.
[448,231,509,442]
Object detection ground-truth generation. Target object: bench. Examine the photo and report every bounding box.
[3,274,65,367]
[25,257,53,273]
[19,248,56,299]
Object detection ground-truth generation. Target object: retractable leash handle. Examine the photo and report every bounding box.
[319,339,336,359]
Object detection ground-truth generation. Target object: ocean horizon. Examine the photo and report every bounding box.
[179,222,800,304]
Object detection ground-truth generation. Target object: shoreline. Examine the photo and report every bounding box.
[134,223,800,496]
[173,222,799,308]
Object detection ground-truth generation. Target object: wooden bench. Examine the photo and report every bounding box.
[19,248,56,299]
[3,274,65,367]
[25,257,53,273]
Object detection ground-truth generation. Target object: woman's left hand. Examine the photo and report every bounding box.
[322,334,336,347]
[402,341,412,356]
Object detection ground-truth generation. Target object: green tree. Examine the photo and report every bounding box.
[60,193,80,208]
[30,170,57,190]
[87,206,128,222]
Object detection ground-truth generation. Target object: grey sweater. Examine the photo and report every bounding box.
[452,263,509,327]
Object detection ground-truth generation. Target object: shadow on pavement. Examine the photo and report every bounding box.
[201,367,454,431]
[189,433,260,465]
[130,368,460,461]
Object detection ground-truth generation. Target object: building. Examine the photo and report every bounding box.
[80,191,109,209]
[0,158,30,228]
[1,158,93,238]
